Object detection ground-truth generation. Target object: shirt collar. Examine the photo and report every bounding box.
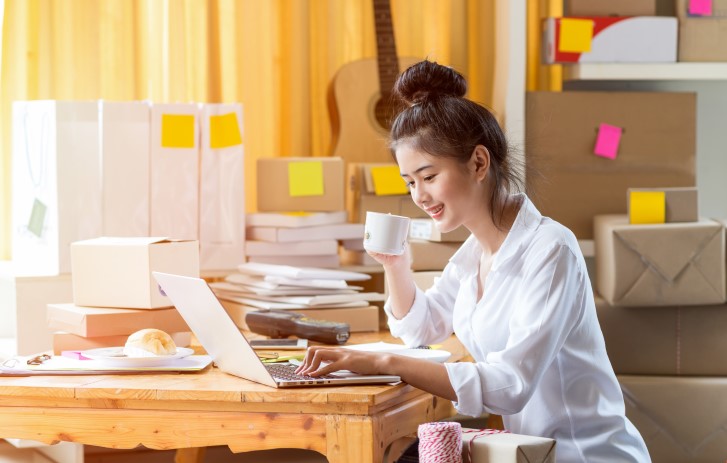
[448,194,543,276]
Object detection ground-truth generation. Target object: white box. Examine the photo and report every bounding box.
[543,16,677,64]
[11,100,102,276]
[0,263,74,356]
[71,237,199,309]
[461,428,556,462]
[101,101,151,236]
[199,103,245,270]
[150,103,199,240]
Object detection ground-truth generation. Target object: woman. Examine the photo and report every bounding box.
[296,60,650,462]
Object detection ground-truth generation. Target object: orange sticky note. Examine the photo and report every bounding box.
[371,166,408,195]
[559,18,594,53]
[288,161,324,197]
[210,113,242,149]
[629,191,666,224]
[161,114,195,148]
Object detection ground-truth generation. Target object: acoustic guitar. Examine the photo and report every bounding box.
[329,0,418,164]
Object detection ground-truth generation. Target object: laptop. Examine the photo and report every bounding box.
[152,272,401,388]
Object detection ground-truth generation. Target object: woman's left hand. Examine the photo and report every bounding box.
[294,346,391,377]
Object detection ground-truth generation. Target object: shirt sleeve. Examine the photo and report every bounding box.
[445,242,586,417]
[384,262,461,347]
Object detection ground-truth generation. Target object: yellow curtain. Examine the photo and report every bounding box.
[0,0,498,261]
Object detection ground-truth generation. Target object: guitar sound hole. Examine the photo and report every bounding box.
[374,94,397,131]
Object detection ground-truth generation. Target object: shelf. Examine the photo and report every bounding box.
[563,63,727,81]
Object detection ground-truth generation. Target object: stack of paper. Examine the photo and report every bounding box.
[213,263,384,332]
[245,211,365,268]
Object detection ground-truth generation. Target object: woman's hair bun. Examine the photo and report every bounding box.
[393,60,467,106]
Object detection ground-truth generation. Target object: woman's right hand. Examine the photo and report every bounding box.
[366,244,411,269]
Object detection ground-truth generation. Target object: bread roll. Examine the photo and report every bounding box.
[123,328,177,357]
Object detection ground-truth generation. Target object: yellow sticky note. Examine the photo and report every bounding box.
[559,18,594,53]
[288,161,324,197]
[210,113,242,149]
[371,166,408,196]
[161,114,195,148]
[629,191,666,224]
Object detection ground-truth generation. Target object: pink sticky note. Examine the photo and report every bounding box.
[594,123,623,160]
[689,0,713,16]
[62,350,91,360]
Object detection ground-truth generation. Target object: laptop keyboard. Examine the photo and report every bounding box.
[265,363,337,381]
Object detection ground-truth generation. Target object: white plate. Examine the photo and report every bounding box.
[81,347,195,367]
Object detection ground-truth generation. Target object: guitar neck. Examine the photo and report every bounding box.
[373,0,400,96]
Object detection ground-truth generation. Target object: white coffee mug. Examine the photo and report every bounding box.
[363,211,411,255]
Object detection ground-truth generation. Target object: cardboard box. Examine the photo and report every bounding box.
[677,0,727,62]
[543,16,677,64]
[346,162,428,223]
[596,295,727,375]
[257,157,344,212]
[47,303,190,337]
[566,0,656,16]
[410,219,470,242]
[52,331,192,355]
[594,215,725,306]
[409,240,460,271]
[219,299,380,332]
[618,375,727,463]
[71,237,200,309]
[526,91,696,239]
[0,265,73,355]
[627,187,698,223]
[461,428,556,463]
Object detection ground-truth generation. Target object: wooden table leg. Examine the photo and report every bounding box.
[174,447,206,463]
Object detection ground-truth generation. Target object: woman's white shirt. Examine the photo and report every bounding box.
[384,195,651,463]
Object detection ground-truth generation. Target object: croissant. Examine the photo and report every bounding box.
[123,328,177,357]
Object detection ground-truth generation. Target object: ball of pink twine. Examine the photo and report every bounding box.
[418,421,463,463]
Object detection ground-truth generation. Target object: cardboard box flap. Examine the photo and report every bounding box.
[620,376,727,454]
[614,223,722,282]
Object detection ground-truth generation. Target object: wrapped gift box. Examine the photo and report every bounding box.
[619,375,727,463]
[461,428,556,463]
[596,295,727,375]
[594,215,725,306]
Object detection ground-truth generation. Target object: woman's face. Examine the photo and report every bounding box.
[397,142,488,233]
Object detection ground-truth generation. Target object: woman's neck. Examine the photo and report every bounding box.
[469,195,521,257]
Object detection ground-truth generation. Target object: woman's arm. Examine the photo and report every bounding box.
[295,346,457,401]
[367,249,416,319]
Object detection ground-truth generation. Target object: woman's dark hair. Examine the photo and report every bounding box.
[389,60,523,228]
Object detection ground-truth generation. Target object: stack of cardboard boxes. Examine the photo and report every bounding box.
[592,187,727,462]
[45,238,199,355]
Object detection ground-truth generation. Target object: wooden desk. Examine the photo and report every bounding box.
[0,332,467,463]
